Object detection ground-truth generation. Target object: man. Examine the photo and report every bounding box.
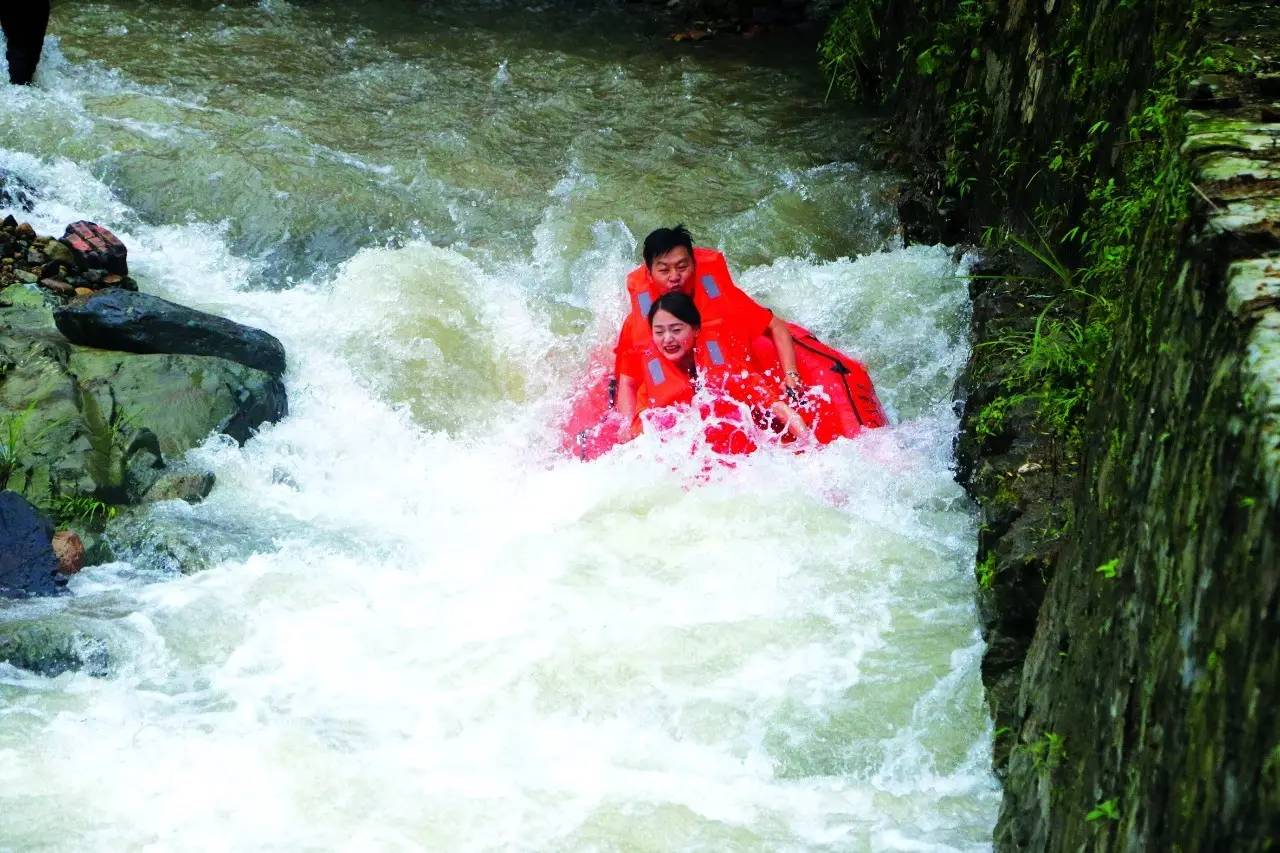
[613,224,802,433]
[1,0,51,85]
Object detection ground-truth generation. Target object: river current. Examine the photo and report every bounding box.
[0,1,998,849]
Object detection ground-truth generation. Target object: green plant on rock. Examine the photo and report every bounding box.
[48,494,117,527]
[78,389,139,497]
[973,393,1019,441]
[944,90,985,196]
[0,402,62,492]
[972,282,1113,451]
[1086,798,1120,822]
[1026,731,1066,771]
[976,552,996,589]
[1096,558,1120,579]
[819,0,887,102]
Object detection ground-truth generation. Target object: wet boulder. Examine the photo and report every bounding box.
[0,619,111,677]
[54,288,287,378]
[1,283,287,511]
[0,490,65,598]
[142,467,216,504]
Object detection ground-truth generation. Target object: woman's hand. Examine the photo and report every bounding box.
[769,401,809,442]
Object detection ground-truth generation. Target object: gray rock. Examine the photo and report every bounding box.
[54,289,286,378]
[1,286,287,509]
[43,239,74,268]
[143,468,216,504]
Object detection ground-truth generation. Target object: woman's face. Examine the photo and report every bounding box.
[651,308,697,364]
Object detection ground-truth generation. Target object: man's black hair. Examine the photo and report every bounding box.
[642,224,694,268]
[647,291,701,328]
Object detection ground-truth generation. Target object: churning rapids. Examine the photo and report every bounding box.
[0,1,999,849]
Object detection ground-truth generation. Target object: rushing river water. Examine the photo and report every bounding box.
[0,1,998,849]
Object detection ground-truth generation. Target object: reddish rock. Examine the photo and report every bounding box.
[51,530,84,575]
[61,221,128,276]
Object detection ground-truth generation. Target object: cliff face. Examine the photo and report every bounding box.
[999,95,1280,850]
[824,0,1280,847]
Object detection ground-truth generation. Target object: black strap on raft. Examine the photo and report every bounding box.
[608,376,617,408]
[793,337,864,427]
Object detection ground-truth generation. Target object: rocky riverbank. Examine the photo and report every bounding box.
[0,193,288,600]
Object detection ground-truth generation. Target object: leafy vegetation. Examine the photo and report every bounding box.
[1086,798,1121,822]
[1,397,123,531]
[1026,731,1067,771]
[976,551,996,589]
[49,494,117,527]
[0,402,57,488]
[818,0,886,102]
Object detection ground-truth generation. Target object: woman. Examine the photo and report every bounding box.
[631,291,810,451]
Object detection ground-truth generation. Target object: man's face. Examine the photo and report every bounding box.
[648,246,694,293]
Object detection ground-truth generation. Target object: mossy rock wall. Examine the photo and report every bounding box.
[996,106,1280,848]
[824,0,1280,847]
[822,0,1197,239]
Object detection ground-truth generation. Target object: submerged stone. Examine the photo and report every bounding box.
[0,619,111,677]
[0,168,37,212]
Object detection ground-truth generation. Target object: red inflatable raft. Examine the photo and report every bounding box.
[562,322,887,460]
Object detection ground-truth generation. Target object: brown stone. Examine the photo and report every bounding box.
[52,531,85,575]
[14,222,35,240]
[102,273,123,286]
[39,278,73,296]
[74,287,94,297]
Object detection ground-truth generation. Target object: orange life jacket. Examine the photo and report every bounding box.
[617,247,763,378]
[633,332,733,413]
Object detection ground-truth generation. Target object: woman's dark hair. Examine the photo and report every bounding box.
[642,224,694,267]
[647,291,701,328]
